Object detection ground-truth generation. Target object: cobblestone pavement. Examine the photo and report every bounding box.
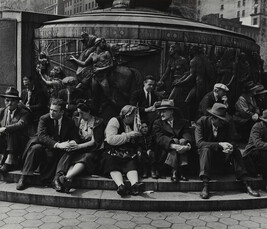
[1,201,267,229]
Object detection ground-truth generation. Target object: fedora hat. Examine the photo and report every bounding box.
[255,85,267,95]
[156,99,178,110]
[0,87,21,100]
[260,110,267,122]
[244,81,261,92]
[207,103,228,122]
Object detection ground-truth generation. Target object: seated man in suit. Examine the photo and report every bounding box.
[195,103,260,199]
[0,87,30,173]
[242,109,267,189]
[16,98,79,190]
[153,99,192,182]
[198,83,229,119]
[130,75,160,126]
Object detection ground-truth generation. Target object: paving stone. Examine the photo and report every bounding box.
[186,219,206,227]
[97,226,120,229]
[24,212,45,220]
[0,206,12,213]
[251,216,267,224]
[41,215,62,223]
[20,219,43,227]
[9,203,29,210]
[95,217,117,225]
[95,210,115,218]
[171,224,193,229]
[230,213,250,221]
[26,205,50,213]
[206,222,227,229]
[211,211,231,218]
[3,216,25,224]
[60,211,80,219]
[228,226,247,229]
[59,218,80,226]
[150,219,171,228]
[179,212,200,219]
[115,220,137,229]
[0,221,4,227]
[76,209,97,215]
[199,215,218,222]
[43,208,63,216]
[128,212,148,217]
[78,221,100,229]
[193,227,209,229]
[135,225,156,229]
[39,223,62,229]
[219,217,238,226]
[146,213,167,220]
[166,215,186,224]
[0,213,8,220]
[131,216,152,224]
[260,212,267,218]
[0,225,23,229]
[59,207,78,212]
[243,210,261,217]
[77,214,98,222]
[112,213,133,221]
[0,201,13,207]
[61,226,79,229]
[239,220,260,228]
[7,209,28,217]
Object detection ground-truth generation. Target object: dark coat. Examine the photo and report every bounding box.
[0,106,30,155]
[243,121,267,157]
[153,117,192,151]
[195,116,234,152]
[130,89,159,114]
[198,91,216,118]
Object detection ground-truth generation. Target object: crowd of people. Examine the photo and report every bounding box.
[0,35,267,200]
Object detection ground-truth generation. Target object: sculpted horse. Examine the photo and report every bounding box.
[69,33,143,120]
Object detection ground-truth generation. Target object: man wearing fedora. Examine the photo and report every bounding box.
[198,83,229,119]
[234,81,261,141]
[195,103,260,199]
[153,99,192,182]
[242,109,267,190]
[0,87,30,173]
[255,84,267,114]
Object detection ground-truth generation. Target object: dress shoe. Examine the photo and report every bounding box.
[117,184,127,197]
[244,184,260,197]
[200,184,210,199]
[53,177,64,192]
[16,175,29,190]
[131,182,144,195]
[63,177,73,194]
[180,175,188,181]
[171,174,178,183]
[151,169,158,179]
[0,163,13,173]
[142,170,148,178]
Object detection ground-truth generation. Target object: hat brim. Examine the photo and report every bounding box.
[0,94,21,100]
[248,85,261,92]
[256,90,267,95]
[207,109,229,122]
[157,106,178,110]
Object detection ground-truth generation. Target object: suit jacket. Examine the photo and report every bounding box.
[243,121,267,157]
[195,116,234,152]
[0,106,30,153]
[130,88,159,115]
[198,91,216,118]
[21,87,48,122]
[153,117,192,151]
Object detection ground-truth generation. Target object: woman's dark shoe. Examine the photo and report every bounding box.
[0,163,13,173]
[117,184,127,197]
[53,176,64,192]
[63,178,73,193]
[244,184,260,197]
[151,169,159,179]
[131,182,144,195]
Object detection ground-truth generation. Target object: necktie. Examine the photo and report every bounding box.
[54,120,59,140]
[148,92,151,106]
[6,110,11,126]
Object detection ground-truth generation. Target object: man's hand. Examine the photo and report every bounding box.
[0,127,6,133]
[67,140,80,151]
[127,131,142,139]
[252,113,259,121]
[55,141,72,150]
[145,106,156,113]
[219,142,233,154]
[170,143,191,154]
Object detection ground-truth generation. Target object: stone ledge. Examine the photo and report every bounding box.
[0,182,267,211]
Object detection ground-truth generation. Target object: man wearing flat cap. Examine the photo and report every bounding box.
[195,103,259,199]
[234,81,261,141]
[58,76,83,117]
[0,87,30,173]
[198,83,229,119]
[153,99,192,182]
[242,109,267,191]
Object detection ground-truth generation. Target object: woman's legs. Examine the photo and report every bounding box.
[65,163,85,179]
[110,171,124,187]
[126,170,138,186]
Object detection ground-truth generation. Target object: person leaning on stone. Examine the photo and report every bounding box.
[16,98,79,191]
[242,109,267,190]
[130,75,160,127]
[195,103,260,199]
[197,83,229,119]
[152,99,192,183]
[0,87,30,173]
[234,81,261,141]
